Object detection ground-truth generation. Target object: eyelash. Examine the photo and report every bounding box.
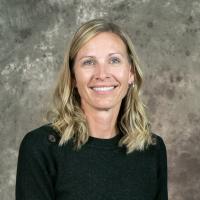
[110,57,121,64]
[82,59,95,65]
[82,57,121,66]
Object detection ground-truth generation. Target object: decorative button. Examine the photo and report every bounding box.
[48,134,56,143]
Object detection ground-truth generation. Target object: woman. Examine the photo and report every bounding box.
[16,19,168,200]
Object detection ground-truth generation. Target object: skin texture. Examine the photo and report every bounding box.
[73,32,134,138]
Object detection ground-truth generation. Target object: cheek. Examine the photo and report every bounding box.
[115,69,130,83]
[74,70,90,89]
[74,78,86,99]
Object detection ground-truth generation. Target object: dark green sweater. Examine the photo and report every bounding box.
[16,124,168,200]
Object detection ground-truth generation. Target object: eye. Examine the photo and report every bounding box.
[82,59,95,66]
[110,57,121,64]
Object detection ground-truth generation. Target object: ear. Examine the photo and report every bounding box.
[128,65,134,84]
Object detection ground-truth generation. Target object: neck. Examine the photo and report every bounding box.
[82,105,121,139]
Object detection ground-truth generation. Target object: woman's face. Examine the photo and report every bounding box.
[73,32,134,111]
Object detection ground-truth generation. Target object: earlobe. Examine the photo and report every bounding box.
[128,80,134,84]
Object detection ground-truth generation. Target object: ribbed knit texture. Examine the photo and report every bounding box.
[16,124,168,200]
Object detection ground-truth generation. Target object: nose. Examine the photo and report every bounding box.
[94,62,110,80]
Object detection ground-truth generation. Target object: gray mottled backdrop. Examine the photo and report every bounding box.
[0,0,200,199]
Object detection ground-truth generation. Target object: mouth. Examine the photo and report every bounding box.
[90,85,118,92]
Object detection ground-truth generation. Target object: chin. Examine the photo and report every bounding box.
[93,102,119,111]
[94,106,113,111]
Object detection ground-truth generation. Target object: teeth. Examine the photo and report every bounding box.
[93,86,115,91]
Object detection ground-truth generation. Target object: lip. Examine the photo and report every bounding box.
[90,85,118,94]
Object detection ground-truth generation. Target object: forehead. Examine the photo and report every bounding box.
[76,32,128,57]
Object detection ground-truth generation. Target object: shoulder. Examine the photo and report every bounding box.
[19,123,60,154]
[17,124,60,184]
[151,133,167,152]
[150,133,168,163]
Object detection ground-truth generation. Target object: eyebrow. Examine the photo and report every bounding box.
[108,53,123,56]
[78,56,95,61]
[78,53,124,61]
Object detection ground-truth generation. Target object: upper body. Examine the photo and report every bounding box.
[16,19,168,199]
[16,123,168,200]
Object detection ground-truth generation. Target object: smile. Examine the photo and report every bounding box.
[90,85,119,94]
[92,86,115,91]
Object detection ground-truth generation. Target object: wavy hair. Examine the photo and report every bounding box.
[45,19,155,154]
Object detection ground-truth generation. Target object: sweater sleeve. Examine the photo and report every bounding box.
[155,135,168,200]
[16,130,56,200]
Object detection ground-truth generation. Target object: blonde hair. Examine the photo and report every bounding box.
[45,19,155,154]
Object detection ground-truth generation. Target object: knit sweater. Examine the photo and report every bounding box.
[16,123,168,200]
